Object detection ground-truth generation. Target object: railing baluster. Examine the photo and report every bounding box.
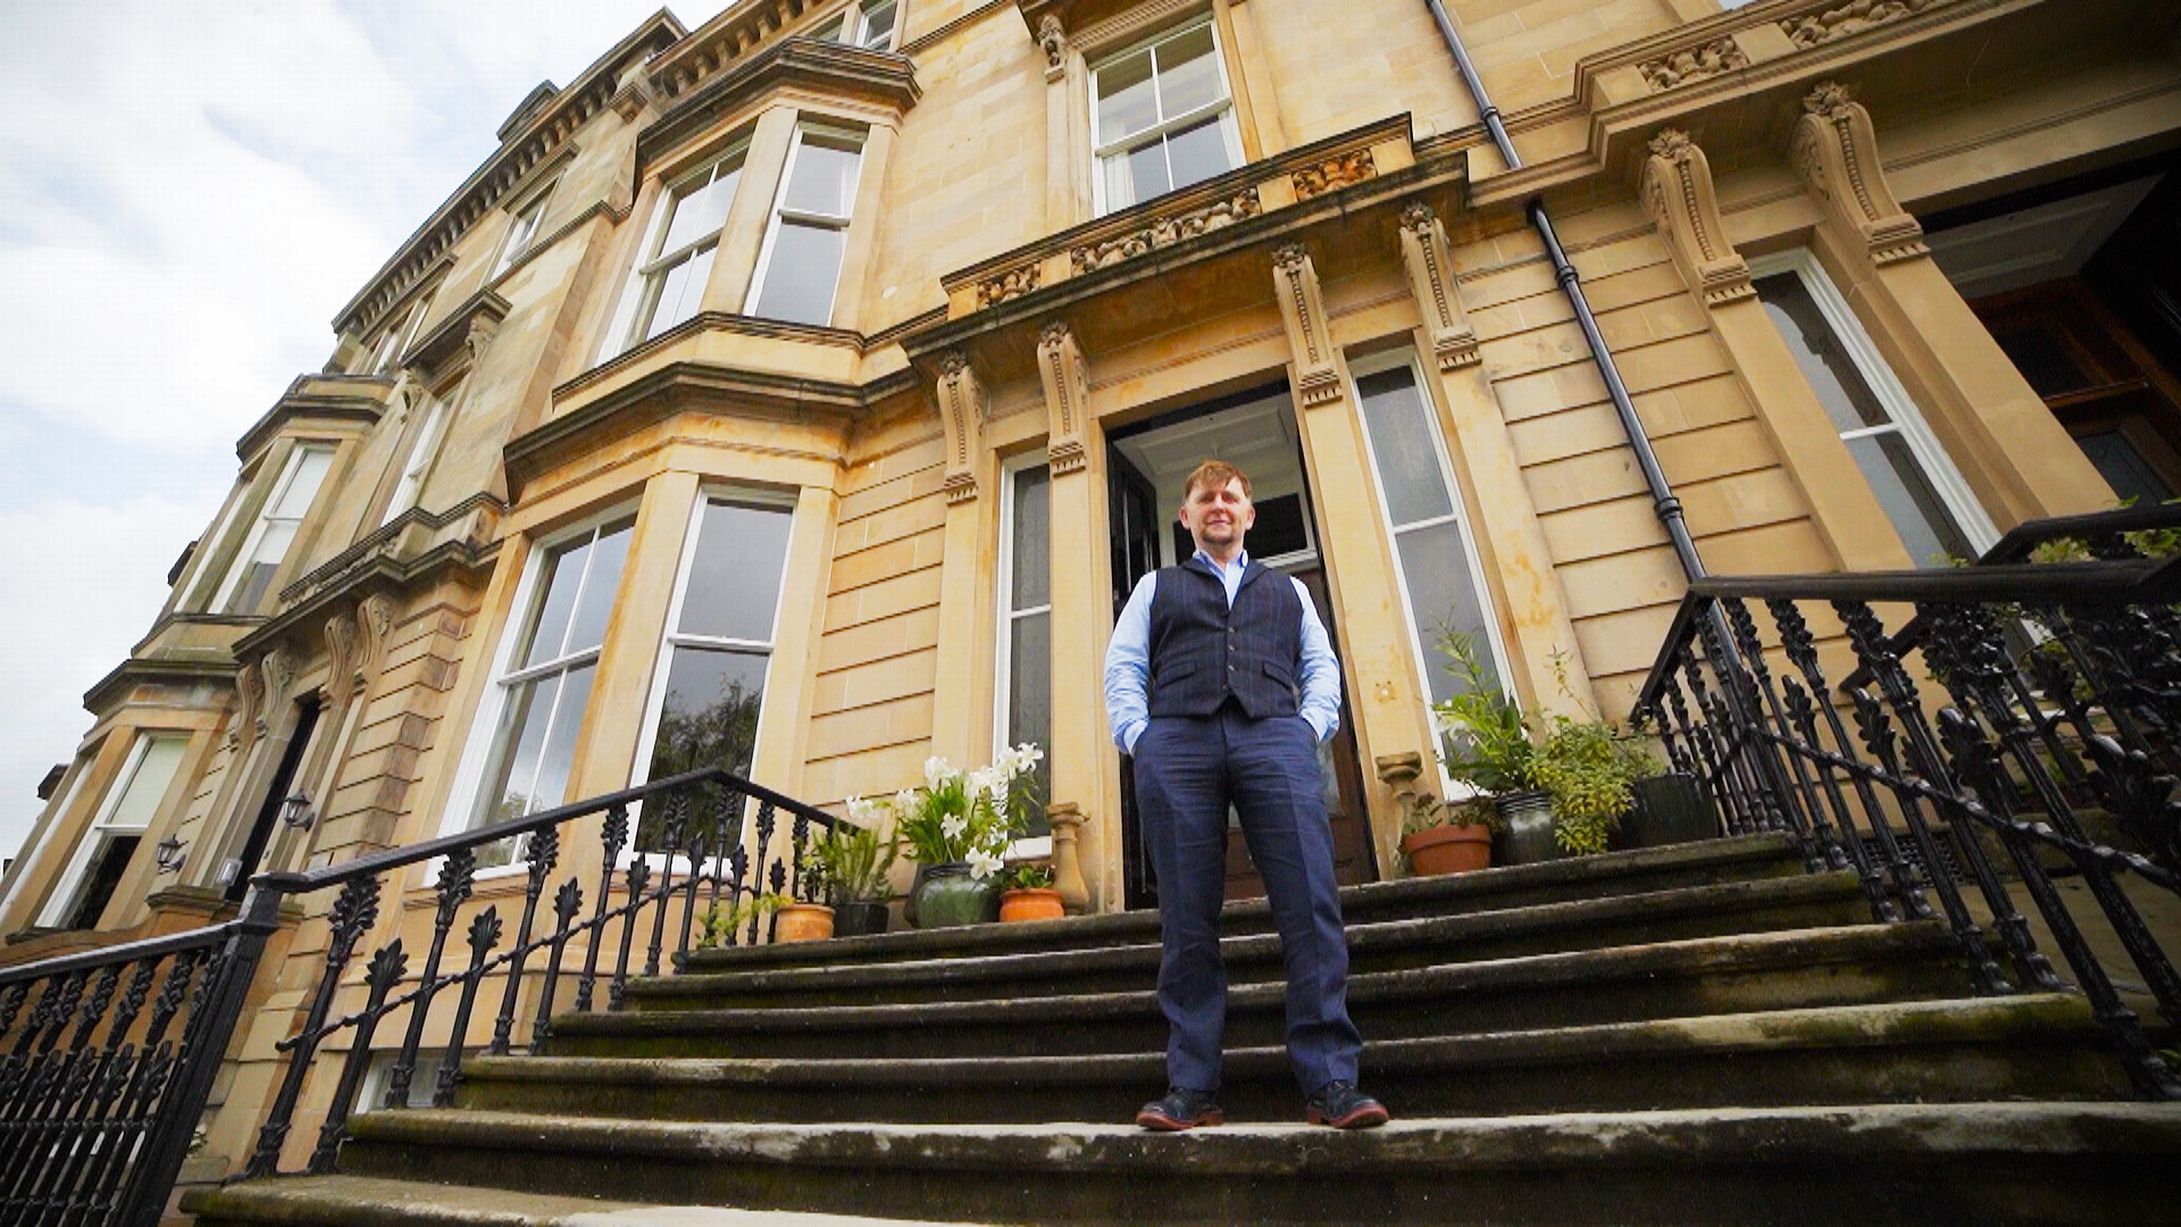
[644,796,686,979]
[65,951,199,1225]
[433,909,502,1108]
[311,942,407,1172]
[1724,599,1838,872]
[386,850,475,1108]
[25,959,156,1224]
[676,827,708,966]
[246,876,380,1178]
[490,826,560,1056]
[532,880,584,1047]
[574,805,630,1014]
[610,860,650,1010]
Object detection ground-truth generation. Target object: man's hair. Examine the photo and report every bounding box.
[1181,459,1252,502]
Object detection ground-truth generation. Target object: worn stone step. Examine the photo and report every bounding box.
[677,834,1805,976]
[551,923,1975,1061]
[179,1173,968,1226]
[301,1102,2181,1225]
[632,871,1871,1012]
[467,995,2129,1124]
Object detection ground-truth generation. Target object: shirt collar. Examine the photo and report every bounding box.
[1192,548,1250,575]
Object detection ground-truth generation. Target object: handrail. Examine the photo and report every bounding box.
[0,916,243,989]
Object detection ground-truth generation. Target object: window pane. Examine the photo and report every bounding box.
[1154,23,1221,117]
[226,561,279,614]
[1397,520,1495,706]
[1010,467,1050,609]
[783,133,861,218]
[2077,431,2174,506]
[1006,610,1052,836]
[678,500,795,642]
[658,163,737,258]
[811,14,846,41]
[480,673,558,825]
[106,736,187,831]
[272,448,334,517]
[563,519,633,657]
[1356,366,1455,525]
[62,834,141,930]
[520,535,592,667]
[752,220,846,325]
[1756,272,1893,432]
[643,244,713,342]
[1163,114,1233,194]
[645,647,768,782]
[1846,432,1975,567]
[529,663,595,818]
[1096,49,1157,141]
[859,0,896,49]
[1109,139,1170,210]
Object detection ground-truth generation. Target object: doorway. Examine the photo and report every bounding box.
[1107,383,1376,909]
[225,696,321,901]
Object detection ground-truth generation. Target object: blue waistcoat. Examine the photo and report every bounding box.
[1145,559,1303,720]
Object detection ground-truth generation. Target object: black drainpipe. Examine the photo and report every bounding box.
[1422,0,1706,581]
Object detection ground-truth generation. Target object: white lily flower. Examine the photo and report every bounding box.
[894,788,917,813]
[845,795,874,823]
[940,814,968,842]
[923,756,953,790]
[966,848,1004,880]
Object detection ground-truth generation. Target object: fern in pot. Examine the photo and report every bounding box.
[815,812,900,937]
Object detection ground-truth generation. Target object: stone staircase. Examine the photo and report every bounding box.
[184,835,2181,1224]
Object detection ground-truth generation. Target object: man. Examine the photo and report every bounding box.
[1104,459,1388,1131]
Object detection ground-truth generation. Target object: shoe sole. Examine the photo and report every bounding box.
[1307,1104,1391,1130]
[1135,1108,1225,1132]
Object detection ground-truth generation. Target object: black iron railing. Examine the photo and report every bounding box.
[1634,506,2181,1099]
[0,909,278,1226]
[0,766,836,1223]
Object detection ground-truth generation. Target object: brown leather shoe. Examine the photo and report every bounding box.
[1135,1086,1224,1131]
[1305,1081,1390,1129]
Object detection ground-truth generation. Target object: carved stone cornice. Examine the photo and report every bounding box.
[1791,82,1929,266]
[1396,203,1480,370]
[637,38,919,176]
[1782,0,1954,50]
[401,289,510,382]
[234,374,391,463]
[934,350,989,504]
[1035,321,1091,476]
[1638,36,1749,91]
[80,657,239,718]
[1291,147,1376,200]
[1069,187,1261,274]
[1639,128,1754,305]
[1271,244,1342,407]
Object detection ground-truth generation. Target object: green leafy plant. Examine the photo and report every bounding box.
[1430,629,1537,796]
[694,892,793,950]
[811,820,899,904]
[850,744,1044,880]
[1528,715,1660,855]
[999,862,1054,892]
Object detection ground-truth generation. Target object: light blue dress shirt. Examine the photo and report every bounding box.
[1103,550,1342,754]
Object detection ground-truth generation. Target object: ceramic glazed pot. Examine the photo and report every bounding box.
[1492,790,1563,865]
[1625,773,1719,848]
[908,862,997,928]
[999,887,1066,922]
[1400,824,1493,876]
[772,902,834,943]
[834,898,890,937]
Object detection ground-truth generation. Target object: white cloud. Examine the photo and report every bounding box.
[0,1,736,860]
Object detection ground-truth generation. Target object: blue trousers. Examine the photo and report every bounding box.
[1131,705,1363,1095]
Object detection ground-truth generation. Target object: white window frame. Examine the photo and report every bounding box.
[747,123,865,327]
[0,753,94,921]
[994,453,1052,859]
[1088,15,1243,217]
[183,480,250,610]
[1749,249,1999,557]
[815,0,899,50]
[381,394,452,527]
[627,488,798,810]
[37,732,186,929]
[605,144,748,357]
[441,505,638,868]
[1347,349,1515,796]
[209,443,336,615]
[370,293,436,375]
[490,178,557,278]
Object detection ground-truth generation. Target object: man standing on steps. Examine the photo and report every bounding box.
[1104,459,1388,1131]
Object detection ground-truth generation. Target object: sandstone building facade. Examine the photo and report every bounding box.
[0,0,2171,1178]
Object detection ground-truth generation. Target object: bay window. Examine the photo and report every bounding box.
[39,733,187,930]
[1090,18,1241,215]
[210,444,335,615]
[618,147,745,352]
[382,394,451,525]
[748,125,864,326]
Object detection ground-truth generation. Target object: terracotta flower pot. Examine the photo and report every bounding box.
[1400,824,1493,876]
[772,902,834,943]
[999,887,1066,922]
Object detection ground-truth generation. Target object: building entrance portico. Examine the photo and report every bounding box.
[1106,383,1375,908]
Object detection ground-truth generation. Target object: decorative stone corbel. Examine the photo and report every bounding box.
[1046,801,1092,914]
[1035,321,1092,476]
[1036,14,1068,83]
[257,647,295,736]
[1396,203,1481,369]
[1271,244,1342,407]
[322,610,359,705]
[1791,82,1928,266]
[936,349,989,504]
[1640,129,1753,305]
[356,593,395,693]
[229,662,265,751]
[610,62,656,122]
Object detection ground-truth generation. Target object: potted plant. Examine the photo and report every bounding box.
[814,811,900,937]
[1398,791,1499,876]
[772,895,835,943]
[1623,748,1719,849]
[997,862,1065,922]
[852,743,1043,929]
[694,892,795,950]
[1431,629,1552,858]
[1527,714,1659,857]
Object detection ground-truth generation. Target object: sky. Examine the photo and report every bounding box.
[0,1,737,864]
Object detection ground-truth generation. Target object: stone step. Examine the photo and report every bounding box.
[550,923,1974,1061]
[677,834,1805,976]
[631,870,1871,1012]
[244,1102,2181,1225]
[179,1173,971,1227]
[464,995,2128,1125]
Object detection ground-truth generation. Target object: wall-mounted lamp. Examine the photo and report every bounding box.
[279,789,316,832]
[153,835,187,874]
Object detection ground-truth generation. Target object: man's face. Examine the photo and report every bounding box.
[1179,476,1255,556]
